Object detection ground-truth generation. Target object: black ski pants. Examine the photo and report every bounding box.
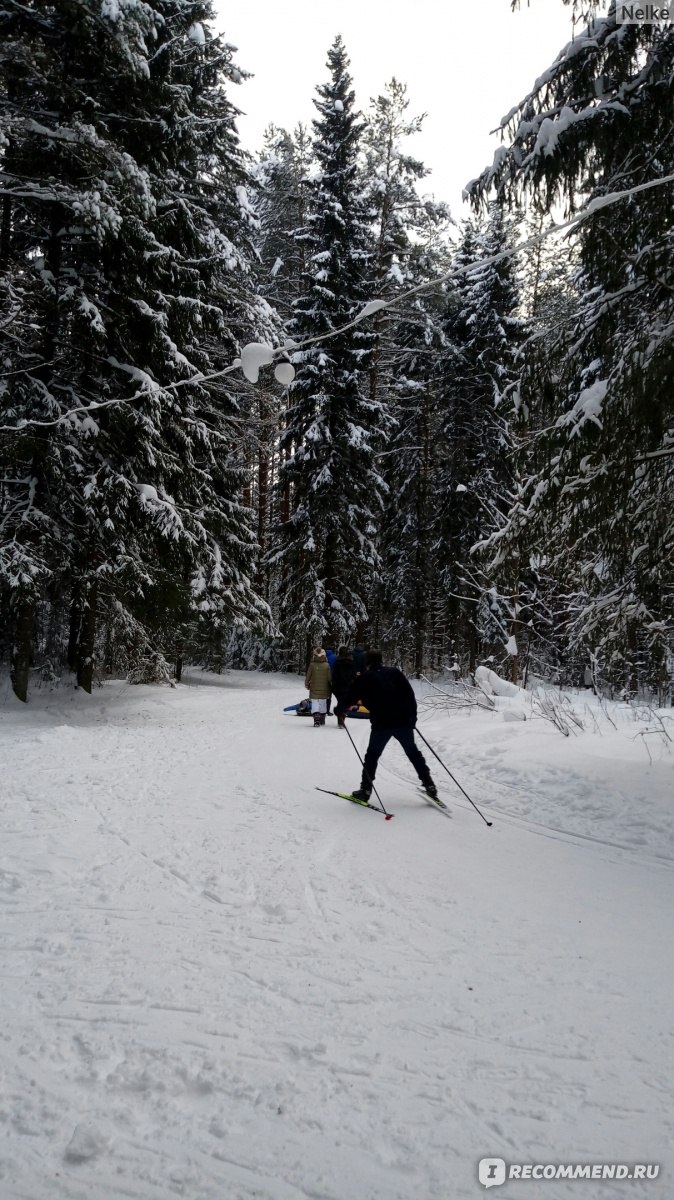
[362,727,430,787]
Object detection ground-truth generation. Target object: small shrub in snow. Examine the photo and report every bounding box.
[127,651,174,687]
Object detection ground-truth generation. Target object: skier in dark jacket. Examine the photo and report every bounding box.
[331,646,356,728]
[347,649,437,800]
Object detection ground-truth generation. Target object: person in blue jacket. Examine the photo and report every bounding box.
[347,649,437,801]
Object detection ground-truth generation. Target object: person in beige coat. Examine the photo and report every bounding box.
[305,647,332,727]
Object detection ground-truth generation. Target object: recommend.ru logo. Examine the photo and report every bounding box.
[478,1159,660,1187]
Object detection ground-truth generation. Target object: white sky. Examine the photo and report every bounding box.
[215,0,580,216]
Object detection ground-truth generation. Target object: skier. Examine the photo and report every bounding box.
[347,649,438,800]
[304,647,332,727]
[330,646,356,728]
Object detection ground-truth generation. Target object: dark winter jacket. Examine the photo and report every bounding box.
[347,664,417,730]
[331,655,356,700]
[352,645,366,674]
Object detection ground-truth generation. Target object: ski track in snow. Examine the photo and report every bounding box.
[0,670,672,1199]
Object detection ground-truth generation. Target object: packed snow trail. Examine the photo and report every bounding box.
[0,671,672,1199]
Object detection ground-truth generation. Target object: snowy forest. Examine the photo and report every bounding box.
[1,0,673,704]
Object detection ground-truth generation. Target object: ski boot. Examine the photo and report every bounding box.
[350,787,371,803]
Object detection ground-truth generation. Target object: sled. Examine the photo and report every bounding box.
[283,700,313,716]
[283,700,370,719]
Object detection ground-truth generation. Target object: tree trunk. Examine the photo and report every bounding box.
[11,593,36,702]
[0,75,15,269]
[0,196,11,269]
[510,591,520,686]
[280,428,291,526]
[67,583,81,671]
[468,619,479,676]
[76,580,98,693]
[257,440,269,595]
[412,405,430,676]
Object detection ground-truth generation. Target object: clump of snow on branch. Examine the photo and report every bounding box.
[240,342,275,383]
[357,299,387,319]
[187,22,206,47]
[560,379,608,435]
[475,666,522,699]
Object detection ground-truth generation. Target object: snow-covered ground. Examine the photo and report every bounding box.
[1,670,672,1200]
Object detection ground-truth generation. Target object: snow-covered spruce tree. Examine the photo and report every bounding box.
[87,2,275,682]
[0,0,98,698]
[471,3,674,697]
[0,0,270,698]
[269,37,385,662]
[256,124,313,322]
[510,220,589,686]
[432,207,524,678]
[359,79,453,671]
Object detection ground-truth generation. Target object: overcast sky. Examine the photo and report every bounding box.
[214,0,580,216]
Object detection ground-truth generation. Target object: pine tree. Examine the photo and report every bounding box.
[362,79,449,405]
[248,124,312,609]
[356,78,452,671]
[270,36,385,660]
[376,289,449,672]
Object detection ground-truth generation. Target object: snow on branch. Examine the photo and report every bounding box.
[218,170,674,392]
[5,172,674,436]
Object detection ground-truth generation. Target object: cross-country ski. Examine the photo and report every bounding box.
[315,786,395,819]
[418,788,452,817]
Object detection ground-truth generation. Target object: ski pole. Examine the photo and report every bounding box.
[416,728,493,827]
[343,721,390,818]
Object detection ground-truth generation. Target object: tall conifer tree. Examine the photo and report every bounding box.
[270,37,385,658]
[362,80,452,670]
[0,0,269,697]
[433,207,523,675]
[472,3,674,694]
